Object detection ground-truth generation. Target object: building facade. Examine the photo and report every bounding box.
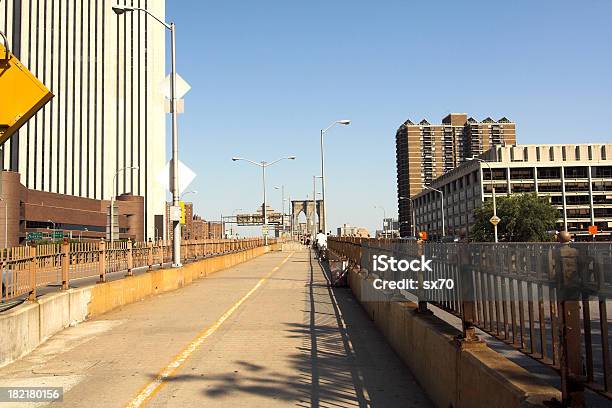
[337,224,370,238]
[396,113,516,237]
[0,0,166,240]
[192,216,225,240]
[0,171,144,246]
[411,144,612,241]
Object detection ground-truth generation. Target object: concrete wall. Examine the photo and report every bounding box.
[0,244,275,369]
[347,269,561,408]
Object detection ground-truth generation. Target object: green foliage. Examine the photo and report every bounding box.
[470,193,559,242]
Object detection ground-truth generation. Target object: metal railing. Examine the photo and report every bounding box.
[1,238,271,303]
[328,237,612,404]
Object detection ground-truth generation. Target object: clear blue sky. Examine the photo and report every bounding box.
[165,0,612,235]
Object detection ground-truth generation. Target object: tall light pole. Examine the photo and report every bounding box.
[320,119,351,234]
[312,176,322,238]
[47,220,56,241]
[399,196,416,237]
[232,156,296,244]
[274,186,285,236]
[112,5,182,266]
[423,186,445,238]
[469,157,498,243]
[374,205,387,238]
[110,166,139,243]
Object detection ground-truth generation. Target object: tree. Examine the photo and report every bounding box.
[470,193,559,242]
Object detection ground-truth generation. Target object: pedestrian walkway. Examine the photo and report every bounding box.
[0,249,431,407]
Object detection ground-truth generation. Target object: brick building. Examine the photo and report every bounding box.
[396,113,517,237]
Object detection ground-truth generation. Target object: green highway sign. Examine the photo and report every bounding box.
[26,232,43,241]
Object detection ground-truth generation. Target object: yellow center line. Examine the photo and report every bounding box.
[125,252,294,408]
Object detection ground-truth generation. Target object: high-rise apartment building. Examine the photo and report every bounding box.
[0,0,166,239]
[412,144,612,241]
[396,113,516,237]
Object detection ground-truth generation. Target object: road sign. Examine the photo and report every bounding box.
[52,231,64,239]
[160,73,191,100]
[26,232,43,241]
[169,206,182,222]
[0,43,53,144]
[179,201,186,225]
[156,160,197,196]
[490,215,501,226]
[588,225,598,235]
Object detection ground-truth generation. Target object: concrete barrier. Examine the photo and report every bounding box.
[0,245,272,369]
[347,269,561,408]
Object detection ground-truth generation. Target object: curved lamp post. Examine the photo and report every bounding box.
[113,4,182,266]
[320,120,350,234]
[232,156,296,244]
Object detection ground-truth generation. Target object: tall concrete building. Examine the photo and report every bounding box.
[396,113,516,237]
[0,0,167,239]
[412,143,612,240]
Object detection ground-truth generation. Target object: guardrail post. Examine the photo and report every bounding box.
[554,241,585,407]
[415,241,430,314]
[147,240,153,270]
[126,240,133,276]
[98,240,106,283]
[61,240,70,290]
[458,244,480,342]
[159,242,164,266]
[28,246,37,301]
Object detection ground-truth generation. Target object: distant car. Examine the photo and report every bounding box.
[440,236,461,243]
[402,236,418,241]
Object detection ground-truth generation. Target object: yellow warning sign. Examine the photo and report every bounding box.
[0,42,53,144]
[179,201,186,225]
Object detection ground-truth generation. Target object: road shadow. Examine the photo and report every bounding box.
[147,251,431,407]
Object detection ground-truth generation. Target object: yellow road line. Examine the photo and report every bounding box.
[125,252,294,408]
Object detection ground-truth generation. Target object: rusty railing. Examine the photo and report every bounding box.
[328,237,612,404]
[1,238,270,303]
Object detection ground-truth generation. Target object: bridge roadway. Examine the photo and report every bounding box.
[0,248,432,407]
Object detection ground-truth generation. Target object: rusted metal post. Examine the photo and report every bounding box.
[98,240,106,283]
[126,239,133,276]
[61,240,70,290]
[147,240,153,271]
[458,244,480,342]
[554,233,585,408]
[415,240,430,314]
[28,246,37,301]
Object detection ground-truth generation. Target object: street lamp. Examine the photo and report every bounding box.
[79,228,88,242]
[232,156,296,244]
[320,119,351,234]
[112,4,182,267]
[180,190,198,200]
[110,166,139,243]
[312,176,323,237]
[423,185,445,238]
[274,186,286,235]
[468,157,498,243]
[374,205,387,238]
[399,196,416,237]
[47,220,56,241]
